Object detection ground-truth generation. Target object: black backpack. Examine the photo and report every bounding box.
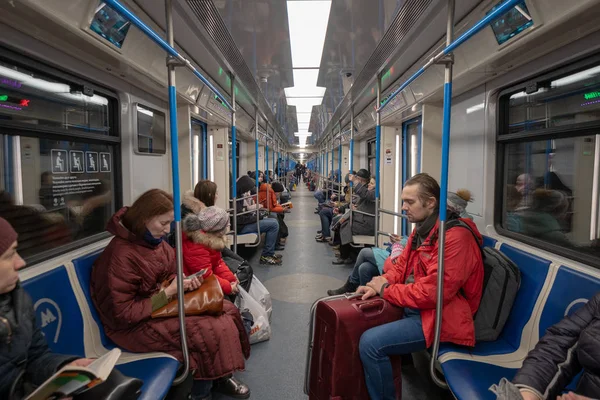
[446,220,521,342]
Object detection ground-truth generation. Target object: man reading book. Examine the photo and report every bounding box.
[0,217,94,399]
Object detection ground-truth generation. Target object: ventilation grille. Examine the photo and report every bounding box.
[318,0,433,141]
[186,0,287,141]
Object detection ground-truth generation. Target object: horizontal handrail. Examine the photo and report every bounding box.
[354,209,376,217]
[379,208,408,219]
[231,193,259,202]
[103,0,234,111]
[378,0,523,112]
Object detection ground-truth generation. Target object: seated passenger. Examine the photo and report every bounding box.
[0,217,95,399]
[356,173,484,400]
[447,189,474,220]
[327,233,405,295]
[334,170,376,265]
[234,175,282,265]
[183,206,239,296]
[492,292,600,400]
[90,190,251,400]
[269,182,290,246]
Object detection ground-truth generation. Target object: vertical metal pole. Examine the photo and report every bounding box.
[231,73,238,254]
[350,109,354,226]
[375,73,382,241]
[430,0,454,390]
[338,123,342,198]
[402,122,408,237]
[202,124,207,180]
[255,112,260,236]
[165,0,189,385]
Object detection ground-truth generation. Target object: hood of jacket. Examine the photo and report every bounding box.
[107,207,155,248]
[182,191,206,214]
[183,213,228,250]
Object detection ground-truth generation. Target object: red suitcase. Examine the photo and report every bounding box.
[304,294,404,400]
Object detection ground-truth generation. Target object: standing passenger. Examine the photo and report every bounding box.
[90,189,251,400]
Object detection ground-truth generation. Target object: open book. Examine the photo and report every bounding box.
[26,348,121,400]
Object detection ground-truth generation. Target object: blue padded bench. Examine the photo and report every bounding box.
[21,265,87,357]
[482,235,497,249]
[440,245,600,399]
[72,250,179,400]
[440,243,554,399]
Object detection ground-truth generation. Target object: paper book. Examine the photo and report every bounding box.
[26,348,121,400]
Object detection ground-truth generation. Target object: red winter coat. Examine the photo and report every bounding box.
[382,218,484,347]
[182,222,236,295]
[258,183,284,213]
[90,207,250,380]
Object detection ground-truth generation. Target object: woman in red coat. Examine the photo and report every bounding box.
[182,206,239,296]
[90,189,250,400]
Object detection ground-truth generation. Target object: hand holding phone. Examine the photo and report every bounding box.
[186,268,207,279]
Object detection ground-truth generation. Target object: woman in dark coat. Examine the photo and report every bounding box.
[91,189,251,400]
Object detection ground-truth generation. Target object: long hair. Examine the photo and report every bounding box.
[122,189,173,237]
[194,180,218,207]
[405,173,440,207]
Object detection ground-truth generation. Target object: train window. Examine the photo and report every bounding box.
[498,61,600,266]
[506,64,600,134]
[0,60,112,135]
[367,138,376,175]
[136,104,166,154]
[1,135,117,262]
[90,1,132,49]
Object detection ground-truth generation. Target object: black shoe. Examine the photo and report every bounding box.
[327,280,359,296]
[212,376,250,399]
[316,236,331,242]
[275,244,285,251]
[332,258,354,265]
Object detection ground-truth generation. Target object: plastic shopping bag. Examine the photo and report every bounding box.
[236,286,271,344]
[248,275,272,321]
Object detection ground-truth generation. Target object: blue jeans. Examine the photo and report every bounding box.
[359,308,427,400]
[314,190,326,204]
[349,248,380,286]
[239,218,279,257]
[191,379,213,398]
[319,208,333,237]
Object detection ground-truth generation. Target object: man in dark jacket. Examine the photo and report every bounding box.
[0,217,93,399]
[501,292,600,400]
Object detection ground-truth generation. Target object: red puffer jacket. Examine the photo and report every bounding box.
[91,207,250,380]
[382,218,484,347]
[258,183,284,213]
[182,226,236,295]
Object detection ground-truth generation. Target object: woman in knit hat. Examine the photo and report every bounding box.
[182,206,240,295]
[447,189,474,220]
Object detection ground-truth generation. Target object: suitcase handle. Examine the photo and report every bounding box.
[355,300,386,318]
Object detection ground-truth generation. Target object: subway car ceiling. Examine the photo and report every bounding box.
[0,0,281,145]
[1,0,599,150]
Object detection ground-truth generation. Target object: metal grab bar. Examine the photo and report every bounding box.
[103,0,232,111]
[378,208,408,219]
[354,210,376,218]
[232,193,259,202]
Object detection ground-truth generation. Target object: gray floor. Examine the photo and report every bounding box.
[214,183,452,400]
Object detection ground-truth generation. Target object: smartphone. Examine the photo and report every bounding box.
[186,269,207,279]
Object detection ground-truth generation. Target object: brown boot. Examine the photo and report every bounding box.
[212,376,250,399]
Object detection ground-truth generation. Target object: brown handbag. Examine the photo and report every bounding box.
[151,274,224,318]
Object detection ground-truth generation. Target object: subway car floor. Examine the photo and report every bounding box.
[169,183,452,399]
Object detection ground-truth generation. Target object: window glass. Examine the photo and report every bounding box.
[367,139,376,175]
[136,104,166,154]
[501,136,600,261]
[0,60,112,135]
[507,65,600,134]
[1,135,116,260]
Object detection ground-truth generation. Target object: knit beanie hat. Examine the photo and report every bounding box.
[0,217,18,256]
[194,206,230,235]
[271,182,284,193]
[237,175,256,196]
[356,169,371,181]
[447,189,472,217]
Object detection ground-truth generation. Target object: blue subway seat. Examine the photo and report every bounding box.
[440,244,551,358]
[482,235,497,249]
[443,359,518,400]
[72,251,180,400]
[21,266,86,357]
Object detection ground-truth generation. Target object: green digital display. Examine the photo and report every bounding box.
[584,91,600,100]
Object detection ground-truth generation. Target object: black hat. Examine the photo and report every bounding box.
[271,182,284,193]
[356,169,370,181]
[237,175,256,195]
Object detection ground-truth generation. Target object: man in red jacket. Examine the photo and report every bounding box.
[356,173,484,400]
